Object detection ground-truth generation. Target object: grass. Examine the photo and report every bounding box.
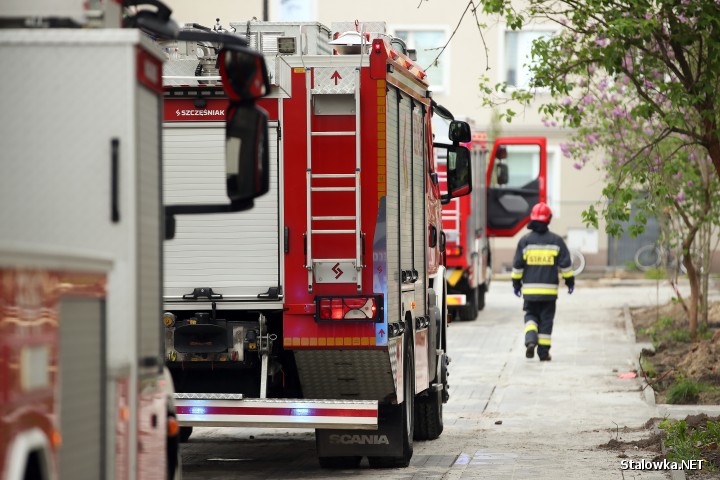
[640,356,656,378]
[666,377,704,404]
[660,418,720,471]
[639,315,693,349]
[644,267,667,280]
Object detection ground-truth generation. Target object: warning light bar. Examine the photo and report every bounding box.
[446,245,463,257]
[316,295,383,323]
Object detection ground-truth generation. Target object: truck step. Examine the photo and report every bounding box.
[174,396,378,429]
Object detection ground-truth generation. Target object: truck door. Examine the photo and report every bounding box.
[486,137,547,237]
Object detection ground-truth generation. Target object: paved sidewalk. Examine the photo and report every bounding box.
[429,281,706,480]
[181,281,719,479]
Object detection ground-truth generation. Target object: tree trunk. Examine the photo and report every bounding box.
[683,249,699,340]
[704,127,720,182]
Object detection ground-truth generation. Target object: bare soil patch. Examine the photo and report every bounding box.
[631,301,720,405]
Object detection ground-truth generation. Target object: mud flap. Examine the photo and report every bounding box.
[315,404,403,458]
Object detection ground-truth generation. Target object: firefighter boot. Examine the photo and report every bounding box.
[538,333,551,361]
[524,320,538,359]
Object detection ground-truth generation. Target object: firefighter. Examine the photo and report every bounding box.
[511,202,574,361]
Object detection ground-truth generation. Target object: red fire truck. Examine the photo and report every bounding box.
[0,3,270,479]
[160,20,545,468]
[438,120,548,321]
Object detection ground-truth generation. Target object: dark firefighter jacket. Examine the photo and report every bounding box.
[511,226,574,301]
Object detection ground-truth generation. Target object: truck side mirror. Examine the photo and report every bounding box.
[226,103,270,207]
[445,145,472,199]
[448,120,471,144]
[496,162,509,186]
[219,45,271,101]
[220,45,272,207]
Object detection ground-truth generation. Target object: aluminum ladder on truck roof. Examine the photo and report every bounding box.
[305,66,363,292]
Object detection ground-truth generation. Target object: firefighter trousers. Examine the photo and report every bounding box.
[523,300,556,359]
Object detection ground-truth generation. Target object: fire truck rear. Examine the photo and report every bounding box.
[160,20,543,467]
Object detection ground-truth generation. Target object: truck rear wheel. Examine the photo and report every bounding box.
[414,389,443,440]
[179,426,193,443]
[477,284,486,311]
[368,332,414,468]
[458,287,478,321]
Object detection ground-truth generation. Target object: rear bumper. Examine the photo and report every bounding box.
[175,394,378,430]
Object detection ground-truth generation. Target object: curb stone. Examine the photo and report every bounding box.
[623,305,704,480]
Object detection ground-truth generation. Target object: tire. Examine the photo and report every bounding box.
[457,287,478,321]
[570,249,586,276]
[477,284,486,311]
[318,456,362,469]
[167,415,180,479]
[368,332,414,468]
[179,426,193,443]
[634,244,661,271]
[414,389,443,440]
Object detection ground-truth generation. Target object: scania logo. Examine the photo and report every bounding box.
[328,434,390,445]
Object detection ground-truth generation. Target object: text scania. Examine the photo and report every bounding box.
[329,434,390,445]
[175,109,225,117]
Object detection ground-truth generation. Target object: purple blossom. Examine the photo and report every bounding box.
[562,97,573,106]
[687,180,694,188]
[560,143,572,158]
[595,38,609,48]
[573,162,583,170]
[675,191,685,203]
[586,133,599,145]
[582,94,594,105]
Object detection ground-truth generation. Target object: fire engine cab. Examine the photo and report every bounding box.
[436,116,548,321]
[159,20,543,468]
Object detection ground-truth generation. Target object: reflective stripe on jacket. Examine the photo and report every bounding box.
[512,230,573,301]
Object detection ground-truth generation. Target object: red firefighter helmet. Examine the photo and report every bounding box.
[530,202,552,223]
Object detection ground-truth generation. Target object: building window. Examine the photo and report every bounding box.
[272,0,316,21]
[392,28,448,92]
[504,30,552,88]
